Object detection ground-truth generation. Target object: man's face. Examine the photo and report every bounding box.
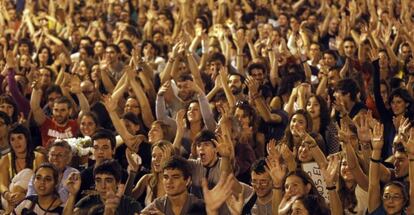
[176,80,194,101]
[49,146,71,171]
[343,41,356,58]
[95,173,118,199]
[209,60,222,77]
[34,168,56,197]
[93,139,113,164]
[394,151,409,178]
[228,75,243,95]
[163,169,189,197]
[251,171,273,198]
[52,103,70,125]
[323,53,336,68]
[401,46,411,60]
[250,68,265,85]
[105,47,118,63]
[196,141,217,167]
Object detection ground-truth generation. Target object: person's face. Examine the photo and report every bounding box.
[187,102,201,123]
[123,119,140,135]
[380,84,388,104]
[20,54,31,67]
[177,80,194,101]
[196,141,217,167]
[148,123,164,143]
[47,92,62,109]
[124,98,141,115]
[306,97,320,119]
[391,96,407,116]
[81,82,96,103]
[105,47,118,63]
[39,68,52,87]
[401,46,411,60]
[209,60,222,76]
[298,144,312,162]
[91,65,100,81]
[152,146,171,172]
[235,108,250,129]
[290,200,309,215]
[80,115,97,137]
[343,41,356,58]
[94,42,104,56]
[278,15,288,26]
[95,173,118,199]
[10,133,27,154]
[251,171,273,198]
[19,44,29,55]
[394,151,409,178]
[323,53,336,68]
[52,103,70,125]
[407,58,414,73]
[79,39,91,49]
[78,61,89,77]
[328,19,339,34]
[290,18,299,30]
[93,139,113,164]
[0,102,14,119]
[85,8,95,20]
[328,70,340,87]
[307,15,317,25]
[340,158,354,181]
[143,43,155,59]
[250,68,265,84]
[290,114,307,136]
[163,169,189,196]
[382,185,405,215]
[308,44,320,60]
[228,75,243,95]
[39,48,49,63]
[49,146,71,171]
[34,168,56,197]
[334,90,351,104]
[284,175,310,200]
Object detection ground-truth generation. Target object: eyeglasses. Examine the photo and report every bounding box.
[383,194,403,201]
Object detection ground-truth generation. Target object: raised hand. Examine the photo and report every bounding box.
[245,76,259,96]
[403,128,414,155]
[175,109,186,132]
[157,81,171,96]
[65,172,81,196]
[265,156,286,187]
[321,154,340,186]
[371,121,384,150]
[126,148,141,172]
[233,29,246,51]
[102,94,117,113]
[69,75,82,94]
[226,185,245,215]
[355,113,372,143]
[213,133,234,158]
[202,174,235,212]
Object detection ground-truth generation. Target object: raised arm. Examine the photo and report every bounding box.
[30,82,47,125]
[321,155,343,215]
[368,122,384,213]
[63,172,81,215]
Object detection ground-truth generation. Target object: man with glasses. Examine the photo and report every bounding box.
[26,140,79,202]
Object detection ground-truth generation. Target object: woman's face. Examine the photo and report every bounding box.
[0,102,14,118]
[152,146,166,172]
[391,96,407,116]
[39,48,49,63]
[80,115,97,137]
[19,55,31,68]
[34,167,56,197]
[187,102,201,123]
[284,175,310,200]
[298,144,312,163]
[379,52,389,68]
[290,200,309,215]
[234,108,250,129]
[124,98,141,115]
[340,158,354,181]
[290,114,307,136]
[94,41,104,56]
[148,123,164,143]
[18,44,29,55]
[123,119,140,135]
[382,185,405,215]
[78,61,89,78]
[10,133,27,154]
[91,65,100,81]
[306,97,320,119]
[39,68,52,87]
[143,43,155,59]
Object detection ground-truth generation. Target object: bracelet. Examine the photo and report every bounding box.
[326,185,336,191]
[370,158,381,163]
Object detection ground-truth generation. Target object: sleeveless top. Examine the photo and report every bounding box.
[8,153,37,180]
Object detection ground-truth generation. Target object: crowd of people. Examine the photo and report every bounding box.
[0,0,414,214]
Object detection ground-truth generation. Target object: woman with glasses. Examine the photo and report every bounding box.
[0,124,46,213]
[13,163,64,214]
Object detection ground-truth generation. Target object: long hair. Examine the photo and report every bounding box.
[0,94,19,123]
[9,124,35,175]
[149,140,175,201]
[284,110,313,150]
[338,156,358,213]
[307,95,331,136]
[388,88,414,121]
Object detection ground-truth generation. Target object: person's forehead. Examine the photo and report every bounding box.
[95,173,116,180]
[94,138,111,145]
[50,146,67,152]
[164,168,184,176]
[251,171,270,179]
[54,103,69,109]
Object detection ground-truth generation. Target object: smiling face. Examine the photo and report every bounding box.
[34,167,56,197]
[340,157,354,181]
[391,96,408,116]
[48,146,71,171]
[393,151,409,178]
[148,123,164,143]
[251,171,273,198]
[284,175,310,200]
[80,115,97,137]
[53,102,71,125]
[382,184,406,215]
[124,98,141,116]
[298,144,312,163]
[187,102,201,123]
[290,114,307,137]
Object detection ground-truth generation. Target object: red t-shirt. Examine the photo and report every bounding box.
[40,118,79,148]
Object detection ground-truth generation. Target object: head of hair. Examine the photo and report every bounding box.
[36,46,54,65]
[336,78,359,101]
[78,111,100,129]
[283,169,321,198]
[50,139,72,156]
[45,84,63,98]
[208,52,226,65]
[106,44,121,53]
[383,181,409,207]
[388,88,414,118]
[35,162,60,187]
[162,156,191,180]
[91,129,116,150]
[307,95,330,134]
[194,129,217,147]
[93,159,122,183]
[247,63,267,76]
[9,124,35,169]
[0,95,18,122]
[141,40,160,56]
[53,96,73,109]
[18,38,34,54]
[293,195,330,215]
[0,111,11,126]
[251,158,267,174]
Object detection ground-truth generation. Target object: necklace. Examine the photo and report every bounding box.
[43,197,58,215]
